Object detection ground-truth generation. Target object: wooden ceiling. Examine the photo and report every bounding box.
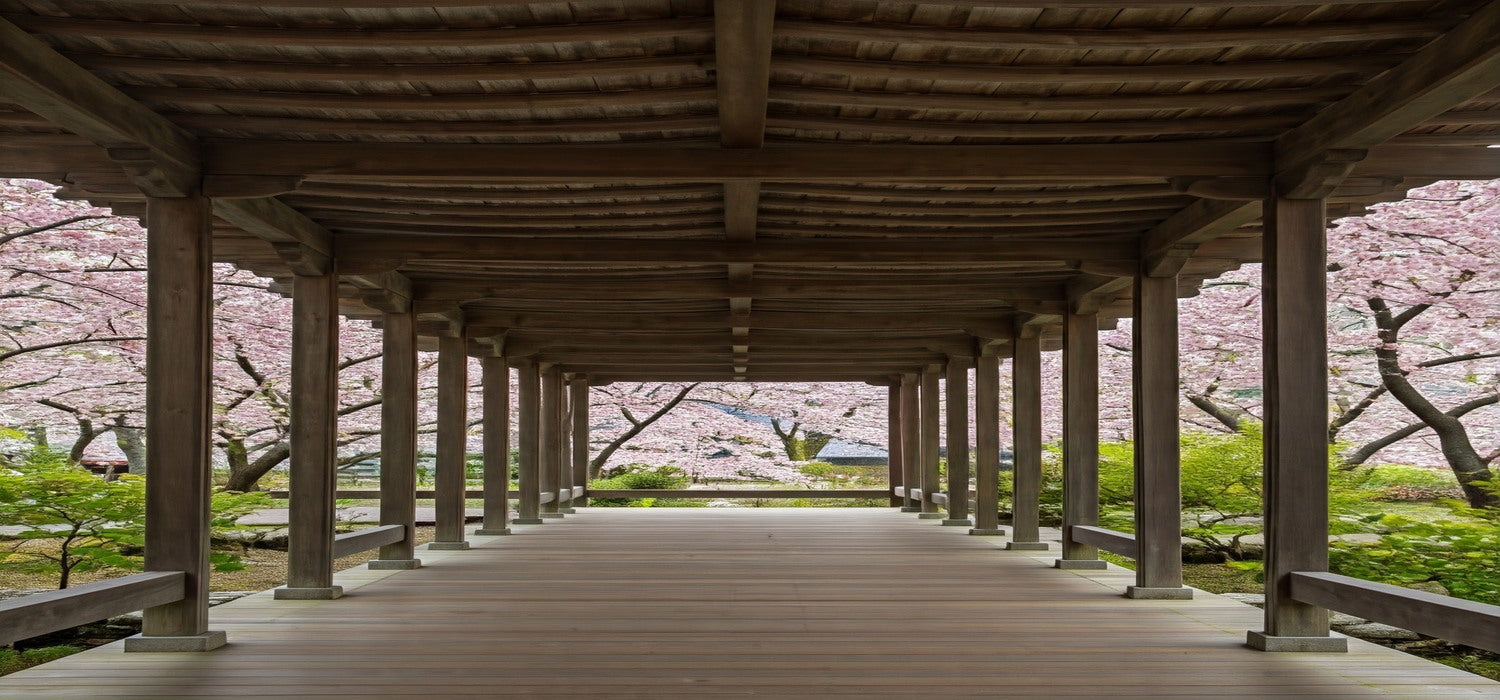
[1,0,1498,382]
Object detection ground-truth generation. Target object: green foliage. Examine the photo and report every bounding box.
[0,448,146,588]
[797,461,886,487]
[0,645,82,677]
[590,465,690,506]
[1330,500,1500,606]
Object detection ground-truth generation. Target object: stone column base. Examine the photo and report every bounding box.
[968,528,1007,536]
[1246,631,1348,652]
[1053,559,1107,570]
[368,558,422,570]
[539,512,566,519]
[512,516,544,525]
[558,507,577,514]
[899,506,922,513]
[1006,541,1050,551]
[1126,585,1194,600]
[274,586,344,600]
[123,631,226,653]
[427,541,470,551]
[916,512,945,520]
[941,518,973,527]
[473,528,512,536]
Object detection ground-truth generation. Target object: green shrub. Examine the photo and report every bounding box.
[589,465,689,506]
[1330,499,1500,606]
[0,645,82,676]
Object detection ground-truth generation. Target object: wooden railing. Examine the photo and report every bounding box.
[332,524,406,559]
[0,572,185,646]
[892,486,949,506]
[1068,525,1137,558]
[586,489,889,500]
[1289,571,1500,654]
[268,489,487,499]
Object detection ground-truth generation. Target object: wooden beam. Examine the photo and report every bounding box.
[0,572,185,647]
[331,525,405,560]
[570,378,590,503]
[123,84,719,112]
[338,238,1137,269]
[1276,0,1500,185]
[0,17,198,195]
[588,371,897,383]
[886,383,904,508]
[539,367,561,516]
[468,310,1013,335]
[944,358,971,524]
[769,84,1351,113]
[503,332,978,356]
[1355,144,1500,180]
[514,361,542,524]
[900,373,921,512]
[414,278,1066,303]
[776,53,1402,86]
[68,51,712,82]
[1066,273,1133,316]
[919,366,943,517]
[972,348,1003,534]
[714,0,775,148]
[204,141,1270,181]
[1140,199,1263,277]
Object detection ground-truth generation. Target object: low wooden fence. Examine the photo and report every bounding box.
[0,572,184,646]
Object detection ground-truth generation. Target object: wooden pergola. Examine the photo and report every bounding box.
[1,0,1499,662]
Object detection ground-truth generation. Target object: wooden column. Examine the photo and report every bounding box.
[971,349,1005,535]
[128,194,223,651]
[430,335,470,550]
[943,357,972,526]
[372,311,421,568]
[1129,271,1192,599]
[1008,332,1048,551]
[539,366,563,518]
[558,375,576,514]
[513,360,543,524]
[899,374,921,512]
[886,382,903,507]
[1248,196,1345,651]
[570,378,590,507]
[918,365,943,519]
[277,270,344,599]
[475,353,511,536]
[1057,312,1105,568]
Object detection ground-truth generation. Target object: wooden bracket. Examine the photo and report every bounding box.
[1169,176,1270,201]
[273,242,332,276]
[202,175,304,198]
[1276,149,1368,199]
[106,147,197,198]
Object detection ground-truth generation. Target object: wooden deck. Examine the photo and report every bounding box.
[4,508,1498,698]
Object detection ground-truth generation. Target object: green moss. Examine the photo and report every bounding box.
[0,646,83,677]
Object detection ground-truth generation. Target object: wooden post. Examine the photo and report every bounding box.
[429,335,470,550]
[277,271,344,599]
[570,378,590,507]
[372,311,421,568]
[1057,312,1105,569]
[475,353,511,536]
[918,365,943,519]
[1248,196,1346,651]
[971,349,1005,535]
[899,374,921,512]
[1008,332,1048,550]
[558,375,576,514]
[513,360,543,524]
[1128,270,1192,599]
[539,366,563,518]
[886,382,903,507]
[943,357,972,526]
[127,194,224,652]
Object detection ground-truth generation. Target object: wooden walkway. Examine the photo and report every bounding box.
[4,508,1498,698]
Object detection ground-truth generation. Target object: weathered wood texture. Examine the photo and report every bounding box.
[1011,334,1044,544]
[286,272,338,590]
[1290,572,1500,654]
[919,367,941,515]
[141,195,212,638]
[1260,196,1334,639]
[972,351,1001,531]
[586,489,889,499]
[899,374,920,511]
[1132,271,1184,590]
[377,312,417,562]
[885,384,902,507]
[515,361,541,521]
[481,354,510,531]
[944,359,970,521]
[0,572,185,647]
[331,525,405,560]
[1069,525,1138,558]
[1061,312,1101,561]
[4,510,1495,697]
[434,335,468,544]
[540,366,561,515]
[570,379,590,504]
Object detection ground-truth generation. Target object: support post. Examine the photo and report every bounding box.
[570,378,590,507]
[475,353,511,536]
[1248,196,1346,652]
[429,335,470,550]
[558,376,576,514]
[1057,312,1105,569]
[371,311,421,569]
[971,349,1004,536]
[128,194,224,652]
[918,365,943,519]
[943,357,972,527]
[1008,332,1048,551]
[899,374,921,513]
[276,271,344,600]
[514,360,543,524]
[1128,271,1192,599]
[886,382,903,507]
[539,366,563,518]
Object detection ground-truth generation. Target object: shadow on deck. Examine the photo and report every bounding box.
[3,508,1498,698]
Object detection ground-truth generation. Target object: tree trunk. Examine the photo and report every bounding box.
[589,383,698,478]
[223,440,290,492]
[1369,298,1497,508]
[114,418,146,475]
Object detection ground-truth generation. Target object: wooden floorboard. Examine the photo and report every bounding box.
[3,508,1498,698]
